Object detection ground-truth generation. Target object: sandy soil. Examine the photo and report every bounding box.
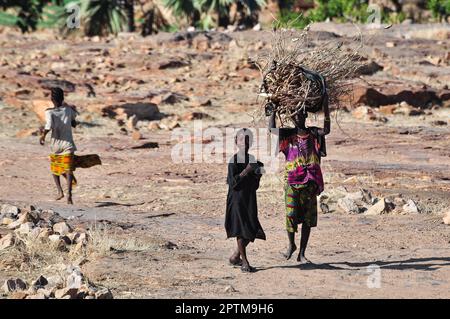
[0,23,450,298]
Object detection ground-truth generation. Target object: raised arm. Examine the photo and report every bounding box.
[40,129,50,145]
[268,112,276,130]
[318,94,330,136]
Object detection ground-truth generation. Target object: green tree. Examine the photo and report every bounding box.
[428,0,450,21]
[162,0,201,25]
[308,0,370,23]
[163,0,265,29]
[235,0,266,27]
[1,0,137,35]
[0,0,48,32]
[48,0,130,36]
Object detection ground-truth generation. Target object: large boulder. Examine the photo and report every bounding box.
[337,197,360,214]
[1,204,20,218]
[2,279,27,293]
[342,80,444,108]
[102,102,160,121]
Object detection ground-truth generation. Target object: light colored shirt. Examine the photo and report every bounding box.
[44,104,77,155]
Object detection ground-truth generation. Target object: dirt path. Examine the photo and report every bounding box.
[1,110,449,298]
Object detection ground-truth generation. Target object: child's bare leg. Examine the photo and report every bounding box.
[66,173,73,205]
[297,224,311,264]
[283,231,297,260]
[229,243,241,266]
[52,175,64,200]
[238,238,255,272]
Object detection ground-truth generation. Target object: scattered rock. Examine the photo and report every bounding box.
[393,102,425,116]
[182,112,213,121]
[9,291,29,299]
[379,104,398,115]
[443,211,450,225]
[337,197,360,214]
[2,217,14,225]
[158,59,189,70]
[344,81,442,108]
[94,287,113,299]
[192,97,212,107]
[160,92,189,105]
[66,271,83,289]
[431,120,447,126]
[402,199,420,214]
[38,228,53,239]
[132,130,142,141]
[224,285,237,293]
[16,222,35,235]
[159,119,180,130]
[148,121,161,130]
[69,232,88,244]
[385,41,396,48]
[320,202,330,214]
[46,275,64,289]
[356,60,383,75]
[2,278,27,293]
[365,198,392,216]
[1,204,20,217]
[7,219,22,230]
[161,241,177,250]
[103,103,160,121]
[33,276,48,288]
[351,106,382,121]
[0,233,15,250]
[48,234,62,243]
[25,293,46,299]
[53,222,71,235]
[60,235,72,245]
[54,287,79,299]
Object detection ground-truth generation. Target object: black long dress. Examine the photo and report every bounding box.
[225,154,266,242]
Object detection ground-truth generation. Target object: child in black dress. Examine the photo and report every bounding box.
[225,128,265,273]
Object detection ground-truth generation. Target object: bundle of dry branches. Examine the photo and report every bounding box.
[256,23,363,126]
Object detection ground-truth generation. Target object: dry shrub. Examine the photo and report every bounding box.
[86,224,160,257]
[0,233,83,281]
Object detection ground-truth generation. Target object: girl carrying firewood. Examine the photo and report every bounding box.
[267,69,330,264]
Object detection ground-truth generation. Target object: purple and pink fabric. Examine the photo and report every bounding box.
[279,130,324,195]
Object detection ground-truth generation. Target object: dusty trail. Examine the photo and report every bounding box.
[1,112,449,298]
[1,23,450,298]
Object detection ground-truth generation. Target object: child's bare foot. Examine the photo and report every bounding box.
[229,257,243,266]
[282,244,297,260]
[297,253,312,264]
[55,192,64,200]
[241,263,256,273]
[67,197,73,205]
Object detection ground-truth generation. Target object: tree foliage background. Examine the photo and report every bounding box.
[0,0,448,36]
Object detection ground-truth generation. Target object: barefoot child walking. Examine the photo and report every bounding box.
[225,129,265,273]
[40,87,78,205]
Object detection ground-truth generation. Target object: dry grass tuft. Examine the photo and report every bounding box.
[86,224,160,257]
[0,233,83,282]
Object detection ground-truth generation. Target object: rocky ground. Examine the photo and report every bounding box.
[0,23,450,299]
